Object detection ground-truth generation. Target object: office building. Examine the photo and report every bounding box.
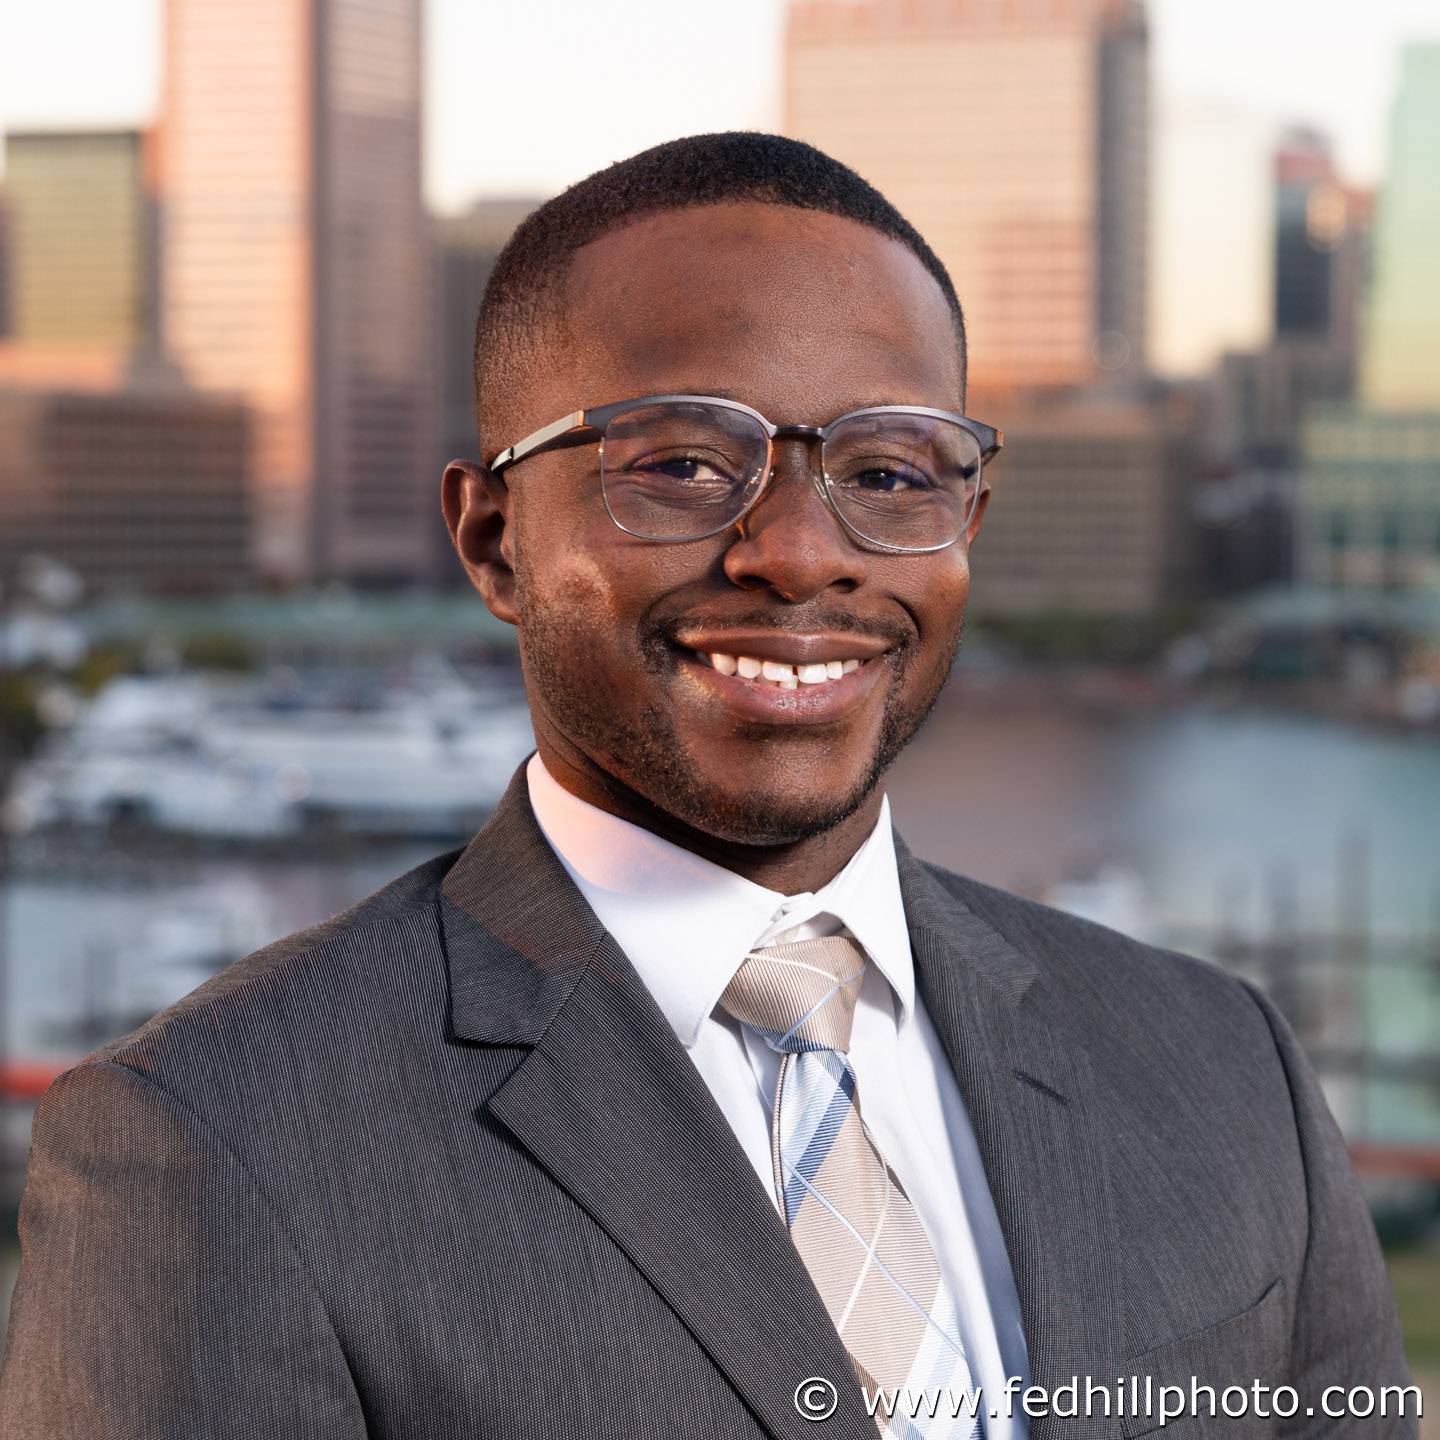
[0,191,10,337]
[0,356,253,596]
[1295,46,1440,596]
[785,0,1149,393]
[1273,129,1342,339]
[1361,43,1440,409]
[1205,127,1373,596]
[1296,409,1440,593]
[1267,129,1372,411]
[436,197,541,470]
[970,395,1196,617]
[2,130,156,350]
[161,0,431,585]
[1216,159,1370,466]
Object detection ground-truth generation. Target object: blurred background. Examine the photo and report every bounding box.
[0,0,1436,1402]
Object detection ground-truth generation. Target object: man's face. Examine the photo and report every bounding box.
[483,201,986,848]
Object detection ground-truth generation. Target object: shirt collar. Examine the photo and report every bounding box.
[525,752,915,1048]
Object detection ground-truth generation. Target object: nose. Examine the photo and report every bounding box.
[721,438,866,602]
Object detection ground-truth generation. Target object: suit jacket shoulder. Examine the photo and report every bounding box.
[916,855,1273,1054]
[75,847,464,1153]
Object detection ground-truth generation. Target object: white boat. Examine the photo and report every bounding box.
[3,665,535,841]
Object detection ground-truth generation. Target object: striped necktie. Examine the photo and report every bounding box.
[719,935,980,1439]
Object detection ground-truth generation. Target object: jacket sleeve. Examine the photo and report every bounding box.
[1240,979,1420,1437]
[0,1058,367,1439]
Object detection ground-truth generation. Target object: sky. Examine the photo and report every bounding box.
[2,0,1438,376]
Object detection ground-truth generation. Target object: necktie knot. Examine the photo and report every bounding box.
[718,935,867,1055]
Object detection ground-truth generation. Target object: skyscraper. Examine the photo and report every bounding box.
[2,131,156,350]
[1296,44,1440,596]
[784,0,1149,394]
[161,0,430,586]
[1362,43,1440,409]
[436,199,540,470]
[433,197,541,587]
[1272,128,1341,339]
[1215,131,1371,467]
[0,192,11,338]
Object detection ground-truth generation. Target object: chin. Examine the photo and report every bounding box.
[659,768,877,849]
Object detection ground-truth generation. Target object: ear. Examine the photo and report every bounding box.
[964,481,993,548]
[442,460,518,627]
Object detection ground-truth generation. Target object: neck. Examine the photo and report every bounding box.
[534,738,884,896]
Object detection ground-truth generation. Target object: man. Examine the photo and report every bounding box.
[0,133,1416,1438]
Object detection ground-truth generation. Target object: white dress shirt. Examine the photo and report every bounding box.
[527,753,1030,1434]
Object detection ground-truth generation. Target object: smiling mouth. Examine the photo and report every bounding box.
[691,650,866,690]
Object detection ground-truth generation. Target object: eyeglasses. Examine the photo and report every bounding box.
[487,394,1003,553]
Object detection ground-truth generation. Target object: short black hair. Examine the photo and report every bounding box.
[473,130,966,454]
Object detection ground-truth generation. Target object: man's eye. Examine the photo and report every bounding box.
[847,465,932,493]
[633,454,738,486]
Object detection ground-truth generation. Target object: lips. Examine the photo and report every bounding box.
[670,629,891,666]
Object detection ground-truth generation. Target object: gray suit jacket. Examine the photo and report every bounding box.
[0,764,1416,1438]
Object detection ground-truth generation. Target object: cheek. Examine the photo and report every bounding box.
[514,534,667,679]
[514,492,711,648]
[514,495,620,627]
[900,550,973,636]
[520,553,623,651]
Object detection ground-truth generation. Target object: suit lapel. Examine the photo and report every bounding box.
[897,839,1124,1438]
[438,768,877,1440]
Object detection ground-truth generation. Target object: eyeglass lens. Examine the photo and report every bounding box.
[599,400,982,549]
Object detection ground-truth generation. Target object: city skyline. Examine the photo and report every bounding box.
[3,0,1439,375]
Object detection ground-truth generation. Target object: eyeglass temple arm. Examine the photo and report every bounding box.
[489,409,595,475]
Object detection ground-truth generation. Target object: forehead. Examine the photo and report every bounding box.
[551,201,962,424]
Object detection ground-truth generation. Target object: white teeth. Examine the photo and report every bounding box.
[694,650,866,688]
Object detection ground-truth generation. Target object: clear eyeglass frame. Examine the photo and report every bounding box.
[484,393,1004,555]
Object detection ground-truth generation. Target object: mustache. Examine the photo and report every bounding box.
[653,608,915,649]
[635,607,918,677]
